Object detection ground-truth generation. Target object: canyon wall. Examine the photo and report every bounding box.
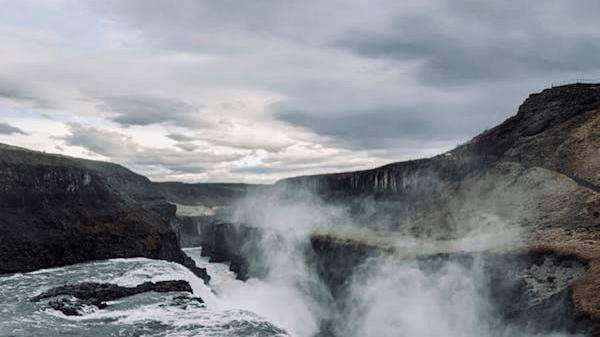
[0,143,208,282]
[178,83,600,335]
[1,83,598,334]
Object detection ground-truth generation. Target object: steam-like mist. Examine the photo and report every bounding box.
[339,256,579,337]
[342,257,491,337]
[212,188,339,337]
[204,171,582,337]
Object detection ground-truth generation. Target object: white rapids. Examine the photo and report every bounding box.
[0,248,288,337]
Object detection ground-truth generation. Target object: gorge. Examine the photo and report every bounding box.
[1,83,600,337]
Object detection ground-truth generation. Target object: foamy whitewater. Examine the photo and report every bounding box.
[0,245,583,337]
[0,248,288,337]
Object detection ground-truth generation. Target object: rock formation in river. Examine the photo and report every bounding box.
[0,143,209,283]
[31,280,197,316]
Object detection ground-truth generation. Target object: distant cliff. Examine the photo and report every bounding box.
[0,144,208,282]
[152,182,257,207]
[275,83,600,237]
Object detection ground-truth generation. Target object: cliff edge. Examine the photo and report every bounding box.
[0,143,208,282]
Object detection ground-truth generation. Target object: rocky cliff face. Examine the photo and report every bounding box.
[275,83,600,237]
[279,83,600,193]
[279,83,600,334]
[0,144,208,282]
[188,84,600,334]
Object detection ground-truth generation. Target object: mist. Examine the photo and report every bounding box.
[339,255,579,337]
[198,171,584,337]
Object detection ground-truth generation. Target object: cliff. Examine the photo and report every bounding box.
[272,83,600,331]
[152,181,258,207]
[278,83,600,192]
[275,83,600,237]
[190,84,600,334]
[0,143,208,282]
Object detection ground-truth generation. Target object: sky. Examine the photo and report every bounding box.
[1,0,599,183]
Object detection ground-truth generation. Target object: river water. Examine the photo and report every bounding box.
[0,246,584,337]
[0,248,288,337]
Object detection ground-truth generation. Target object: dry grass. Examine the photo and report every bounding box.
[532,227,600,319]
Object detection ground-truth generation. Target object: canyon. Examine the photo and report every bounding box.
[176,83,600,336]
[1,83,599,336]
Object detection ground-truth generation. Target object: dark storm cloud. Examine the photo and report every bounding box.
[98,95,202,127]
[0,82,32,102]
[0,77,56,109]
[0,122,28,135]
[97,0,600,84]
[92,0,600,156]
[274,86,518,151]
[93,0,335,52]
[277,108,448,149]
[166,133,197,142]
[174,142,200,152]
[333,1,600,85]
[3,0,600,182]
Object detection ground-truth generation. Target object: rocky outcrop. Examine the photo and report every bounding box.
[310,235,386,296]
[181,218,265,280]
[0,143,209,283]
[31,280,196,315]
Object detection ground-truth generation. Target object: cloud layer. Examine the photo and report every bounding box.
[0,122,28,135]
[1,0,599,182]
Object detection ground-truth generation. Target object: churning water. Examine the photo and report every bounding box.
[0,248,287,337]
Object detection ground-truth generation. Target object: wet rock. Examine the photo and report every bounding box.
[48,297,107,316]
[172,294,204,304]
[194,220,266,280]
[31,280,194,304]
[167,294,205,309]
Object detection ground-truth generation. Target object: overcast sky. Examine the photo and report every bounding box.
[1,0,599,183]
